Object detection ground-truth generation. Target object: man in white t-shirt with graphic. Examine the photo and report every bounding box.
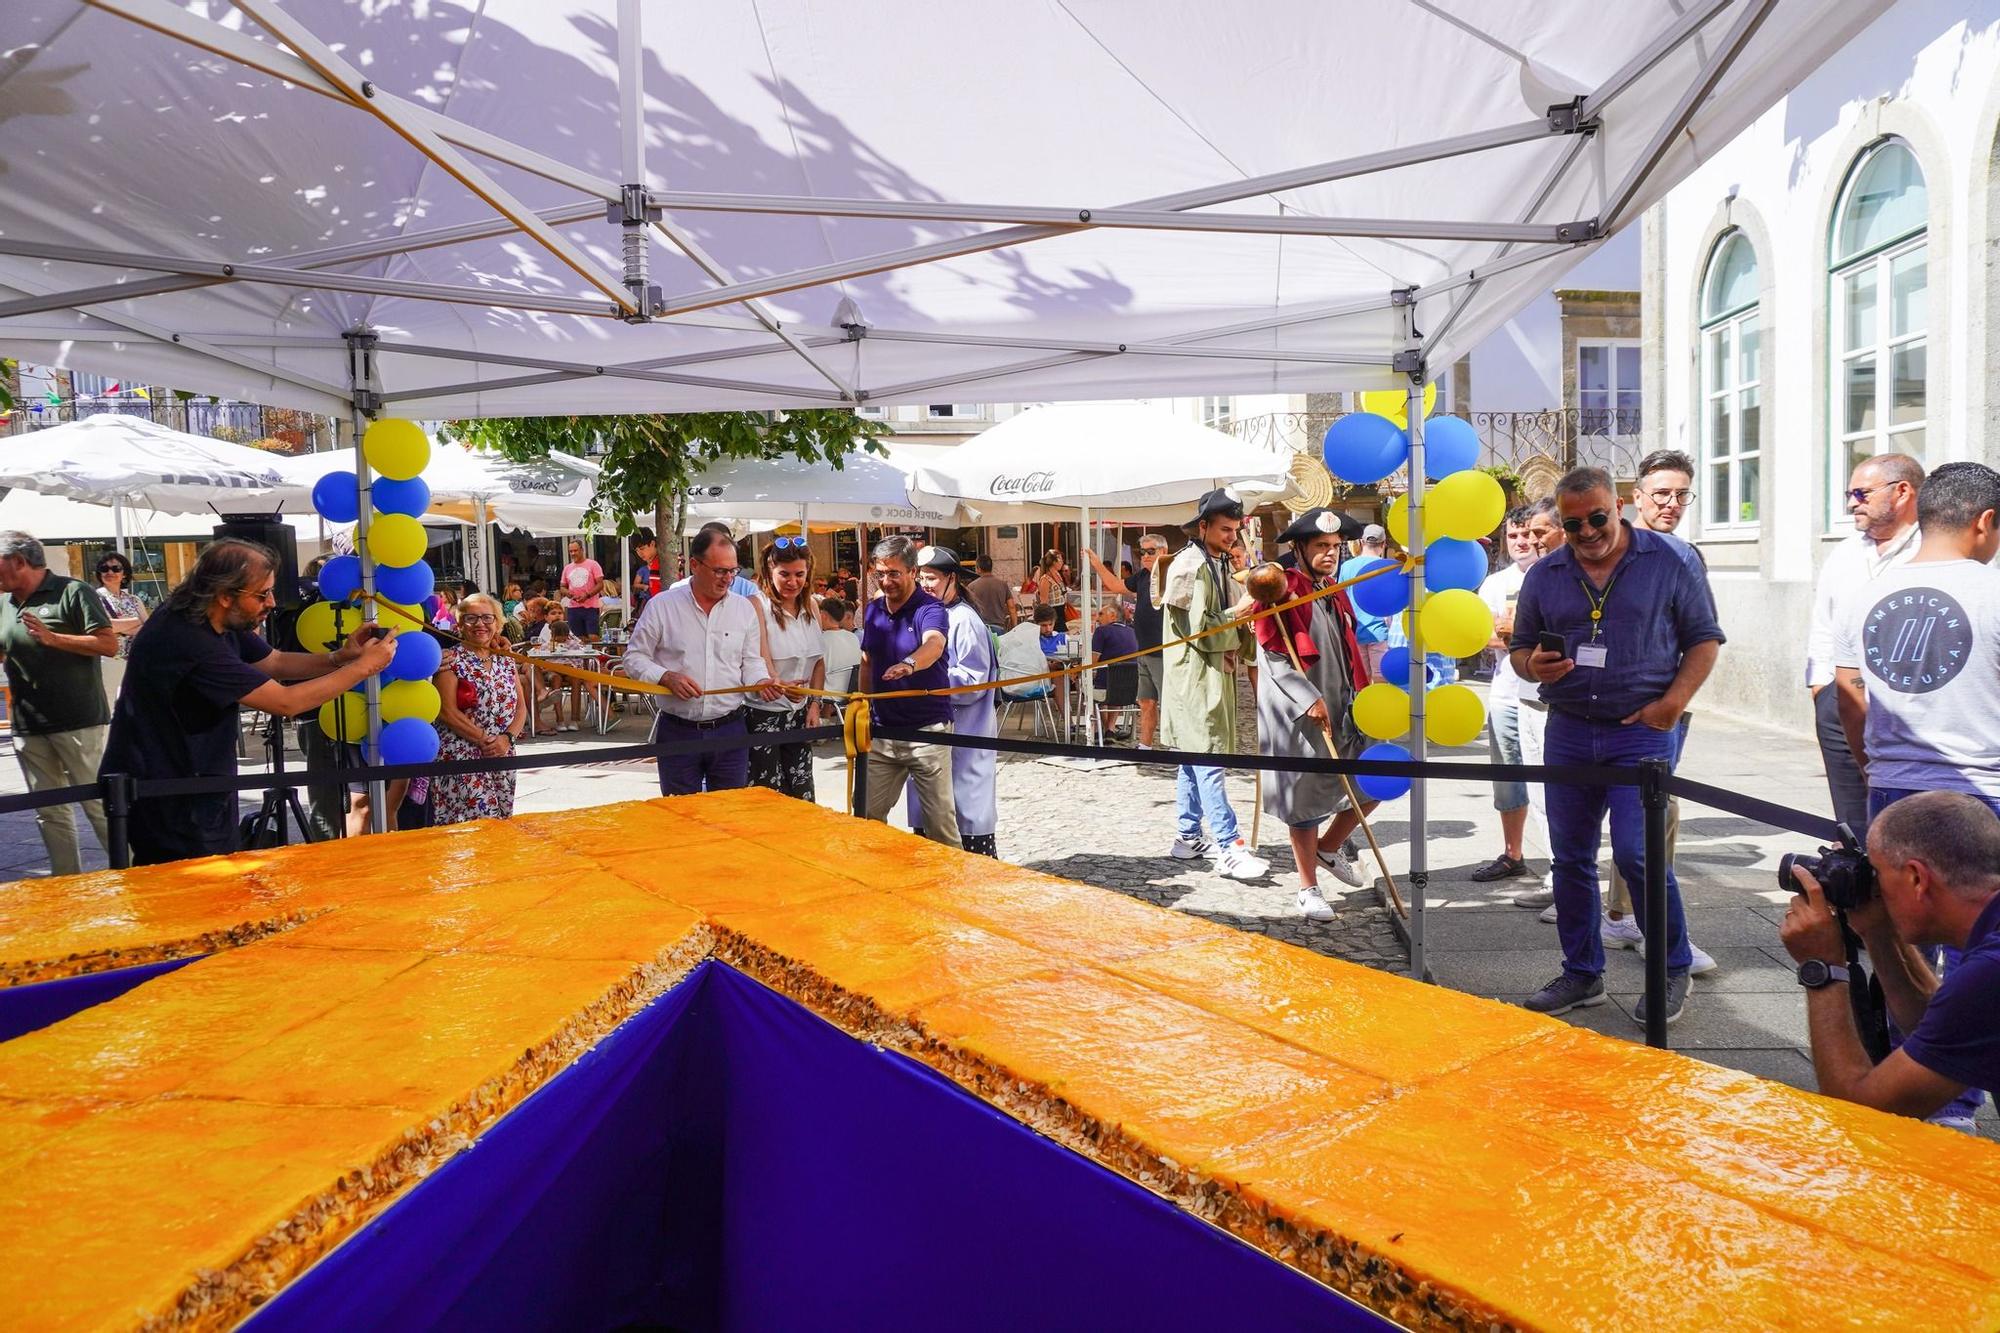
[1470,506,1544,882]
[1834,461,2000,807]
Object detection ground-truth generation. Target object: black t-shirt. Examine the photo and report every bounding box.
[1132,568,1164,650]
[0,571,111,735]
[102,611,274,861]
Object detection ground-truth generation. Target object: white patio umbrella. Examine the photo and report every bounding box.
[910,403,1290,743]
[0,415,294,521]
[684,450,958,530]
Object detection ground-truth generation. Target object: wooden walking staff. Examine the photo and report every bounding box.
[1245,564,1406,916]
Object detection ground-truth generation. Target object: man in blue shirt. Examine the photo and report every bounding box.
[1509,467,1724,1024]
[1782,791,2000,1120]
[858,535,959,847]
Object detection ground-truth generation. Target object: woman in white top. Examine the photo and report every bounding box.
[747,536,826,799]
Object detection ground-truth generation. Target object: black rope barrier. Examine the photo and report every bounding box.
[0,781,104,818]
[1666,775,1841,842]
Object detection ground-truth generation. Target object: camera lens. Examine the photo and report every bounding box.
[1777,851,1819,892]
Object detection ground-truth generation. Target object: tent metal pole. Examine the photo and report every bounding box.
[113,499,128,559]
[1601,0,1778,229]
[1079,505,1094,748]
[1577,0,1737,123]
[344,333,388,836]
[1399,295,1428,982]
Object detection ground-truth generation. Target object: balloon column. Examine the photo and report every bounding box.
[1321,402,1506,801]
[307,420,443,766]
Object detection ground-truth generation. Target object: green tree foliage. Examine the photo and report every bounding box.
[442,410,889,538]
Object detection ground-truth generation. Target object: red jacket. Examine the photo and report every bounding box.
[1252,566,1366,691]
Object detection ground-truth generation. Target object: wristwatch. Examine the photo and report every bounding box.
[900,654,918,670]
[1797,960,1851,989]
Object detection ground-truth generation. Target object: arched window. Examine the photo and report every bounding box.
[1829,139,1927,524]
[1699,230,1760,530]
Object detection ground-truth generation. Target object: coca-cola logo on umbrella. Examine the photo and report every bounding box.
[991,471,1058,496]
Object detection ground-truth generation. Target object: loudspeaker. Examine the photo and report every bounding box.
[213,516,303,610]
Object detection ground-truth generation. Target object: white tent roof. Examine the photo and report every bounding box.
[684,451,957,528]
[0,415,293,513]
[908,404,1290,523]
[271,444,599,529]
[0,0,1887,419]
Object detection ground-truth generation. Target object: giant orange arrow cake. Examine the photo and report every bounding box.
[1,789,1997,1329]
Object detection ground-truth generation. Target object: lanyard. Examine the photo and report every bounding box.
[1577,572,1618,642]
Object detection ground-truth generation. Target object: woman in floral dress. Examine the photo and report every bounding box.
[432,593,525,823]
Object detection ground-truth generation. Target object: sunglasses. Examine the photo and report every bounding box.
[1846,482,1905,504]
[771,535,808,551]
[97,564,128,575]
[1560,510,1613,535]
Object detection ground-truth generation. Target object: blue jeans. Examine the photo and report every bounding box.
[1175,764,1239,846]
[653,711,750,796]
[1543,711,1693,977]
[1866,785,1990,1128]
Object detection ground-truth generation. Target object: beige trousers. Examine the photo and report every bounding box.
[864,723,961,849]
[1607,794,1679,916]
[16,724,111,877]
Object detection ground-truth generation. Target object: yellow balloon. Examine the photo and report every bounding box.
[367,513,428,568]
[294,599,341,653]
[1424,683,1487,747]
[1419,588,1493,659]
[380,679,441,725]
[377,600,426,630]
[1385,493,1409,548]
[1427,469,1506,541]
[363,418,430,481]
[1358,382,1437,428]
[1351,683,1411,741]
[317,692,367,742]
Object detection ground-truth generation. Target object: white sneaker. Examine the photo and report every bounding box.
[1601,914,1645,950]
[1296,887,1336,921]
[1316,846,1365,888]
[1216,839,1271,881]
[1170,836,1212,860]
[1641,940,1720,976]
[1538,902,1559,924]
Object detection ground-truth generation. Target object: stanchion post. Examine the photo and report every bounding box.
[850,747,869,820]
[103,772,134,870]
[1640,756,1670,1049]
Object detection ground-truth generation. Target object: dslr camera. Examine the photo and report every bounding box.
[1777,825,1875,911]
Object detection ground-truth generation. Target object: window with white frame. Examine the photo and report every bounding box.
[1699,229,1761,530]
[1574,341,1640,435]
[1829,138,1927,525]
[1199,395,1232,429]
[856,404,889,420]
[926,403,984,420]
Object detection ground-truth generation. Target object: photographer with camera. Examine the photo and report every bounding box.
[1782,792,2000,1122]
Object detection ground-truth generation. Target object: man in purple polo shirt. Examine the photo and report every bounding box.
[1509,466,1724,1026]
[858,535,960,847]
[1782,791,2000,1121]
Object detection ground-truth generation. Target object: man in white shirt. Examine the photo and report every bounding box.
[624,527,780,795]
[1808,453,1925,833]
[817,597,863,693]
[1470,507,1542,882]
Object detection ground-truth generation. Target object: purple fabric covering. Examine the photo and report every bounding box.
[254,962,1389,1331]
[0,955,201,1044]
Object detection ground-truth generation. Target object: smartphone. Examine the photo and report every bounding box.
[356,624,390,644]
[1537,631,1566,657]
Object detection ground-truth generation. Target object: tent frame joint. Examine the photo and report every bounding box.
[1392,349,1426,381]
[1545,97,1599,137]
[1554,218,1602,243]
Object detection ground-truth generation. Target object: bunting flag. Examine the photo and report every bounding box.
[43,389,60,407]
[133,386,150,400]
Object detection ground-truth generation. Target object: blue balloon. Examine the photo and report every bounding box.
[378,716,440,767]
[1421,414,1482,480]
[374,559,435,606]
[311,470,360,524]
[1349,557,1410,619]
[1321,412,1410,486]
[317,554,362,603]
[384,627,441,682]
[372,475,432,518]
[1423,537,1488,593]
[1356,742,1414,802]
[1375,645,1438,691]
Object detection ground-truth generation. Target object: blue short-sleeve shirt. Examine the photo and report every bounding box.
[1900,894,2000,1105]
[861,589,952,729]
[1508,524,1725,721]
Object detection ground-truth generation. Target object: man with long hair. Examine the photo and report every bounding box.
[101,539,397,865]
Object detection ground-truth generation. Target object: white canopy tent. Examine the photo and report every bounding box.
[685,451,958,529]
[0,415,294,539]
[0,0,1888,950]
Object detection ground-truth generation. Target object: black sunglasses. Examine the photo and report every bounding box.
[97,563,128,574]
[1560,510,1613,535]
